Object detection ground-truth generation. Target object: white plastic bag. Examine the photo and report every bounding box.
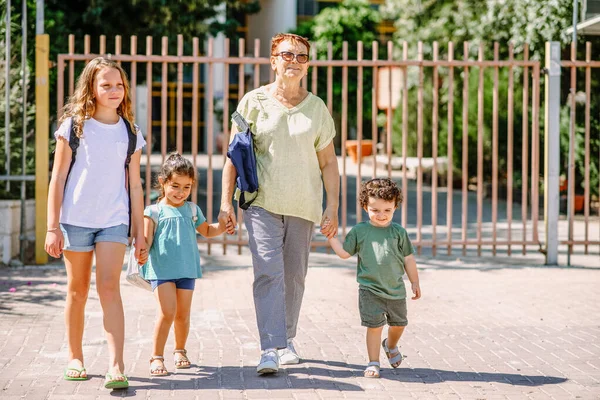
[125,242,151,291]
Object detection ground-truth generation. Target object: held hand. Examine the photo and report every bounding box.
[225,218,236,235]
[411,281,421,300]
[320,207,338,239]
[134,236,148,265]
[218,203,237,231]
[44,230,64,258]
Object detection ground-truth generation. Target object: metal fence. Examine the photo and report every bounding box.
[51,35,600,261]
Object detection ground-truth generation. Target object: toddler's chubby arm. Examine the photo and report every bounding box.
[197,218,236,238]
[327,236,352,259]
[404,254,421,300]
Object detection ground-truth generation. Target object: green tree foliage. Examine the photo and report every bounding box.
[294,0,381,144]
[45,0,260,55]
[44,0,259,118]
[0,5,36,199]
[381,0,599,199]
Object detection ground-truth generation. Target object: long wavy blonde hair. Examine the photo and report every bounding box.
[60,57,134,138]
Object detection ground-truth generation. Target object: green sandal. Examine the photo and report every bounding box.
[63,367,88,381]
[104,372,129,389]
[63,360,88,381]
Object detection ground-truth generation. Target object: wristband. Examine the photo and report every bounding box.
[47,227,60,232]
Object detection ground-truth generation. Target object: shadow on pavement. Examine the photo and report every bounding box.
[121,365,363,392]
[297,359,567,386]
[0,267,66,316]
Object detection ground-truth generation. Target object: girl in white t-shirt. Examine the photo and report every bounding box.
[45,57,147,390]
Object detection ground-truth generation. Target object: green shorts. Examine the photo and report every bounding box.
[359,288,408,328]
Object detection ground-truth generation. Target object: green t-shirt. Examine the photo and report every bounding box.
[232,86,336,224]
[343,222,414,300]
[141,202,206,280]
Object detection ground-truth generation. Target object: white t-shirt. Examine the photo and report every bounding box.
[54,117,146,229]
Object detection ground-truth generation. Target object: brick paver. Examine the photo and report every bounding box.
[0,248,599,399]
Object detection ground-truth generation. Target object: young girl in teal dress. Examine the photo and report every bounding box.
[141,153,234,376]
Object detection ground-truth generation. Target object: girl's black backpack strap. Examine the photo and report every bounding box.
[123,119,138,168]
[67,118,80,173]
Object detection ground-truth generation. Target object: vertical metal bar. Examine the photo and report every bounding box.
[544,42,561,265]
[68,35,74,96]
[221,38,230,255]
[161,36,168,163]
[492,42,499,255]
[507,43,514,256]
[57,57,64,120]
[521,44,530,255]
[192,37,199,204]
[476,43,484,257]
[4,0,10,190]
[19,0,27,261]
[387,41,393,178]
[35,34,50,264]
[342,41,348,236]
[462,42,470,256]
[254,38,260,89]
[115,35,121,65]
[130,36,137,110]
[372,41,379,177]
[84,35,90,58]
[176,35,183,154]
[402,42,408,227]
[446,42,454,255]
[431,42,439,256]
[311,44,318,95]
[237,38,245,255]
[207,37,215,256]
[584,42,591,254]
[416,41,423,254]
[145,36,153,206]
[531,61,541,246]
[567,42,577,266]
[356,41,363,224]
[327,42,333,114]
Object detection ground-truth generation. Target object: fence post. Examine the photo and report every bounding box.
[35,34,49,265]
[544,42,561,265]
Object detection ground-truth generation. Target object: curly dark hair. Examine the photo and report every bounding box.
[358,178,403,209]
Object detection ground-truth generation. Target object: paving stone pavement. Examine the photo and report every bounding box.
[0,247,599,400]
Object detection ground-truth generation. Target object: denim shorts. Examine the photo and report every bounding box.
[60,223,129,252]
[149,278,196,291]
[359,288,408,328]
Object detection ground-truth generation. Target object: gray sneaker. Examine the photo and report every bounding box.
[278,340,300,365]
[257,349,279,375]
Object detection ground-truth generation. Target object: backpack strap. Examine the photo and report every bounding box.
[232,111,250,132]
[187,202,198,223]
[122,118,138,236]
[147,204,160,235]
[123,120,138,168]
[66,118,80,181]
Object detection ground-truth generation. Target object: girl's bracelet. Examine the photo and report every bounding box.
[47,227,60,232]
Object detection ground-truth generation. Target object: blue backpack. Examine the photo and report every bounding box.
[227,111,259,210]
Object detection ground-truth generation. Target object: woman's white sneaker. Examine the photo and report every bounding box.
[278,340,300,365]
[257,349,279,374]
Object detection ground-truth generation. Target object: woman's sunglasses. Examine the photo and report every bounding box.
[273,51,310,64]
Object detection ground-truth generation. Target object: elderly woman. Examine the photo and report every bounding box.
[218,33,339,374]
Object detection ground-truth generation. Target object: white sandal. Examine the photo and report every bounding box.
[364,361,380,378]
[173,349,191,369]
[150,356,168,376]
